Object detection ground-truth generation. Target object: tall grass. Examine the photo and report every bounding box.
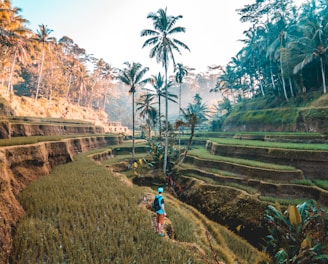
[11,154,201,264]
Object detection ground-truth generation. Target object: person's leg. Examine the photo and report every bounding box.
[155,214,160,233]
[158,214,165,236]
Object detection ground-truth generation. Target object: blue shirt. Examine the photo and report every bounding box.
[155,195,164,214]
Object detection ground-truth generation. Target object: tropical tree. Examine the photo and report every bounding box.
[136,93,156,140]
[33,24,56,101]
[175,101,209,163]
[115,62,149,161]
[291,12,328,94]
[1,7,30,94]
[142,72,177,137]
[175,63,189,147]
[175,63,189,117]
[145,107,158,139]
[141,7,190,174]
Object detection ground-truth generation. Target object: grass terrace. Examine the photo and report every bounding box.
[11,149,269,264]
[187,148,296,171]
[0,134,117,147]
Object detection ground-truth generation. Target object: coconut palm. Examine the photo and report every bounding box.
[115,62,149,161]
[175,63,189,116]
[141,7,190,173]
[137,94,157,140]
[291,14,328,94]
[174,63,189,147]
[175,102,209,163]
[33,24,56,101]
[142,72,177,137]
[0,2,30,94]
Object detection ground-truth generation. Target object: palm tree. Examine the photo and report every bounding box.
[175,102,209,163]
[136,94,157,140]
[142,73,178,137]
[174,63,189,147]
[34,24,56,101]
[291,14,328,94]
[115,62,149,161]
[175,63,189,116]
[141,7,190,173]
[0,2,30,94]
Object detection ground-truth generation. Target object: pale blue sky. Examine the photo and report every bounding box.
[12,0,305,74]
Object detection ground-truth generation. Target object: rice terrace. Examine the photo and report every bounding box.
[1,0,328,263]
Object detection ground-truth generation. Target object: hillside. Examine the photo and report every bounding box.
[0,93,110,131]
[221,93,328,133]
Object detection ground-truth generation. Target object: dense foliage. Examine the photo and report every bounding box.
[263,200,328,263]
[0,0,114,110]
[211,0,328,105]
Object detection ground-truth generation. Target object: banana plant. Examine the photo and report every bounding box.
[263,200,328,263]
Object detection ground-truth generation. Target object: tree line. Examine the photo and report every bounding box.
[0,0,114,110]
[211,0,328,103]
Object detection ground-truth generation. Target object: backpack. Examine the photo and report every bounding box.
[152,196,162,211]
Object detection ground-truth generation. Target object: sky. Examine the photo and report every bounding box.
[12,0,306,74]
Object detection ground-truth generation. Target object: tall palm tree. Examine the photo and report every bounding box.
[0,2,30,94]
[141,7,190,173]
[143,72,178,137]
[175,63,189,116]
[174,63,189,146]
[34,24,56,101]
[115,62,149,161]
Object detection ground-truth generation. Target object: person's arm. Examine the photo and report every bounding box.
[161,200,166,216]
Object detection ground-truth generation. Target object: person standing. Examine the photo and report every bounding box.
[154,187,166,237]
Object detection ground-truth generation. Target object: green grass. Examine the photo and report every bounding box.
[10,147,269,264]
[195,131,323,137]
[0,134,115,147]
[188,148,296,171]
[258,196,307,206]
[313,180,328,191]
[11,154,202,264]
[208,137,328,151]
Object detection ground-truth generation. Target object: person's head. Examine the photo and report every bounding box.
[158,187,163,194]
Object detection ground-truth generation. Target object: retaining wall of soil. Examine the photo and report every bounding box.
[205,141,328,180]
[184,155,304,182]
[0,135,122,264]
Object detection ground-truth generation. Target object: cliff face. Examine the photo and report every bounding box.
[0,135,122,264]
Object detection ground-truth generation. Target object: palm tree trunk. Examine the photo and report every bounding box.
[132,91,135,161]
[288,78,294,97]
[178,83,181,147]
[320,57,327,94]
[6,51,17,94]
[66,74,72,100]
[158,97,161,139]
[163,63,168,174]
[259,79,265,97]
[35,46,45,102]
[179,124,194,165]
[269,63,277,92]
[280,48,288,101]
